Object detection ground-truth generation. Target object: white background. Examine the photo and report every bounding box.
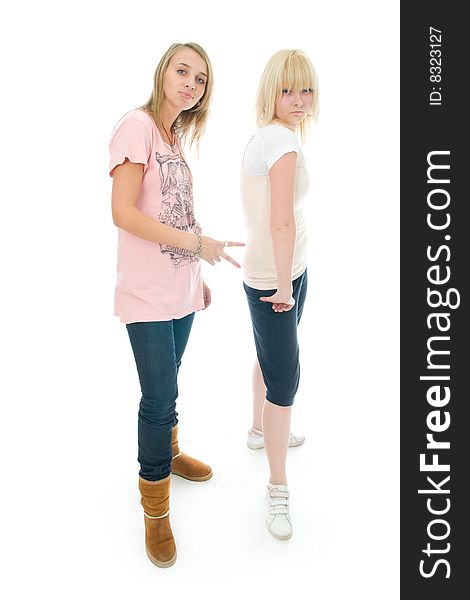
[1,1,399,598]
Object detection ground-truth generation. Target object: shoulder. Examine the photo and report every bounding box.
[260,123,299,150]
[243,125,301,176]
[259,124,300,172]
[108,109,156,176]
[110,109,155,144]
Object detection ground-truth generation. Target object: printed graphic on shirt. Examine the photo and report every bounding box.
[155,151,201,268]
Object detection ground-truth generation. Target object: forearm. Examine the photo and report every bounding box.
[114,206,199,251]
[270,222,296,292]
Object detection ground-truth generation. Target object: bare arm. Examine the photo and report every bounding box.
[112,159,199,250]
[260,152,297,311]
[111,159,243,266]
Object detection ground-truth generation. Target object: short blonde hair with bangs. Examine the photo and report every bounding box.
[256,49,319,142]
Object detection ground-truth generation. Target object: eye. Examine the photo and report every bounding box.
[282,89,291,95]
[176,69,186,75]
[197,77,206,85]
[301,88,313,94]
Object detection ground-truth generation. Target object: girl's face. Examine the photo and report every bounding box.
[274,87,314,129]
[163,47,208,113]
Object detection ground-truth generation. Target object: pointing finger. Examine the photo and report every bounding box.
[224,241,245,247]
[221,251,241,268]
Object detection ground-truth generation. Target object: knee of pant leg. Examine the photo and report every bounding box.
[138,394,177,426]
[263,363,300,408]
[265,394,295,408]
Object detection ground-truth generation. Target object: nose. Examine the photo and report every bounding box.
[185,80,196,91]
[292,92,303,106]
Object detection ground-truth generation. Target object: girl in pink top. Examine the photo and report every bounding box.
[109,42,243,568]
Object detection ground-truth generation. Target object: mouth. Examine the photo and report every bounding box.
[291,111,304,116]
[179,91,194,101]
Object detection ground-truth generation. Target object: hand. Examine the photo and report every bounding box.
[202,281,211,309]
[200,236,245,268]
[259,290,295,313]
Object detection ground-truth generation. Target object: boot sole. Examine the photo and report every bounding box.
[171,469,213,482]
[146,547,177,568]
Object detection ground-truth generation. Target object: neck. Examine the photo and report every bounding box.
[160,103,181,137]
[273,117,296,132]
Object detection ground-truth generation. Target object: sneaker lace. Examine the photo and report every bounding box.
[268,487,290,516]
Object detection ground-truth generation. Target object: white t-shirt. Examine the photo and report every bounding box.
[243,123,302,176]
[241,124,309,290]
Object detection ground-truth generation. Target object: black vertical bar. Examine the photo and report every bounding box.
[401,2,469,598]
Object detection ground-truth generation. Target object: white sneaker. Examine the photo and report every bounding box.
[265,484,292,540]
[247,428,305,450]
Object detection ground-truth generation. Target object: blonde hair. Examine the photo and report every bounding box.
[256,49,319,142]
[141,42,214,148]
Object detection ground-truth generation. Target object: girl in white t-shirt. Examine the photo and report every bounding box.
[241,49,319,540]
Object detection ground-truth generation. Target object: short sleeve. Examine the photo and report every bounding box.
[262,126,299,171]
[109,116,152,177]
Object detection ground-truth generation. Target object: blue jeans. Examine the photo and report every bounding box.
[126,313,195,481]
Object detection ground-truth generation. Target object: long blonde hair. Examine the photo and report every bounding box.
[141,42,214,148]
[256,49,319,142]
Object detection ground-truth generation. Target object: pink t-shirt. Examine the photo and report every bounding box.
[109,109,204,323]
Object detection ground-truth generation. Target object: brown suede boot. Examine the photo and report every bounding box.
[139,475,177,568]
[171,425,213,481]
